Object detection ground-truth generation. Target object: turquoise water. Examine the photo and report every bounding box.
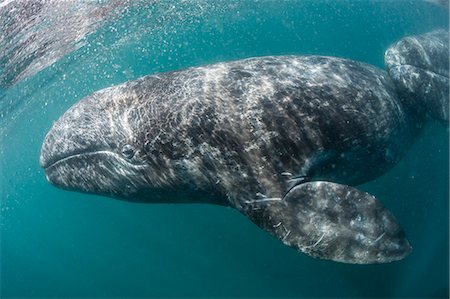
[1,0,449,297]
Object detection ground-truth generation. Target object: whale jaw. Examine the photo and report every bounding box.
[42,150,148,200]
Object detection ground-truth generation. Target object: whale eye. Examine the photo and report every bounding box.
[121,144,135,159]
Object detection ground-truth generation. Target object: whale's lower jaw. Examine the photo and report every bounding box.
[43,151,227,205]
[43,150,116,172]
[43,151,147,199]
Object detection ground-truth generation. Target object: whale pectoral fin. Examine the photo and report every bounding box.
[242,181,411,264]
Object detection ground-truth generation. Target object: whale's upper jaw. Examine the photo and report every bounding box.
[39,86,149,198]
[40,99,113,193]
[39,87,122,170]
[39,140,109,171]
[40,101,114,171]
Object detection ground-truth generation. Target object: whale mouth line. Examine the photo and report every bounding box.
[43,150,148,172]
[43,150,117,170]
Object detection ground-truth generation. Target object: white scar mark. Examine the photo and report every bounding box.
[373,232,386,243]
[273,222,282,228]
[282,230,291,241]
[273,223,291,242]
[122,108,134,138]
[312,232,326,247]
[244,197,282,204]
[304,232,326,248]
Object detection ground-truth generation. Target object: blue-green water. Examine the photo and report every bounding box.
[1,0,449,297]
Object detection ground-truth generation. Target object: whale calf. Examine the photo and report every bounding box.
[385,29,449,125]
[40,30,448,264]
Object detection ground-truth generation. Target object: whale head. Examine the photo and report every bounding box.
[385,29,449,125]
[40,79,176,202]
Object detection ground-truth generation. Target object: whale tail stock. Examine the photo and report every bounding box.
[240,181,411,264]
[385,29,449,126]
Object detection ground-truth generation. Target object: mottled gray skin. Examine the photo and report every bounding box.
[245,181,410,263]
[41,56,415,200]
[385,29,449,125]
[41,55,416,264]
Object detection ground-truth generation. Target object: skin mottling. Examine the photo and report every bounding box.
[245,181,410,263]
[42,56,416,202]
[385,29,449,124]
[40,28,448,265]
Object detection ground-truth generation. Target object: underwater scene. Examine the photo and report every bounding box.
[1,0,449,298]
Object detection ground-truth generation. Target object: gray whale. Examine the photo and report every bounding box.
[40,30,449,264]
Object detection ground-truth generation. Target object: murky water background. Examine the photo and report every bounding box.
[1,1,448,297]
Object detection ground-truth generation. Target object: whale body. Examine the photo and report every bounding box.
[40,30,449,264]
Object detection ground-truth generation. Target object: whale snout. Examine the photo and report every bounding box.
[39,87,154,200]
[40,90,126,190]
[40,97,114,171]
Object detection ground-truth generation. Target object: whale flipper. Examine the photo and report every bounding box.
[242,181,411,264]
